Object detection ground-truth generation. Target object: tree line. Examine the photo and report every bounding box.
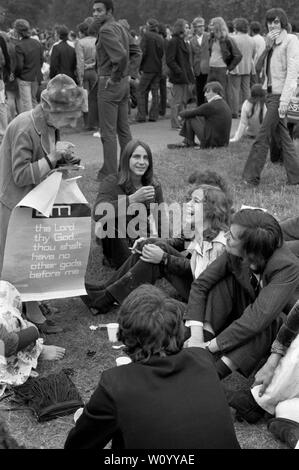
[1,0,299,31]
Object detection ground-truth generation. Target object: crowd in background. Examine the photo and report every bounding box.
[1,2,299,450]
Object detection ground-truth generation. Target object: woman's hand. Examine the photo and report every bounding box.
[129,186,155,204]
[49,141,76,166]
[252,353,281,396]
[140,244,164,263]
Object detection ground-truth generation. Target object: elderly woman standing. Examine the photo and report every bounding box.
[0,74,84,333]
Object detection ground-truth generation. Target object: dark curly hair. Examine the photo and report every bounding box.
[188,170,232,201]
[117,285,186,363]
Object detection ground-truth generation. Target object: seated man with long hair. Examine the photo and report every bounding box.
[167,81,232,149]
[65,285,240,450]
[185,208,299,380]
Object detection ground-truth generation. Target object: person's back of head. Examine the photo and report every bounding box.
[226,20,235,34]
[55,24,69,41]
[13,18,31,38]
[232,208,283,271]
[234,17,249,34]
[117,285,186,363]
[250,21,262,35]
[77,22,89,37]
[146,18,159,33]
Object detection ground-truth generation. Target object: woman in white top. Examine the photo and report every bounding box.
[230,84,266,142]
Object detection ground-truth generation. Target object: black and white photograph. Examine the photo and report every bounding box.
[0,0,299,454]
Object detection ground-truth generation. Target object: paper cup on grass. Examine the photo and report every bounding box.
[107,323,119,342]
[116,356,132,367]
[74,407,84,423]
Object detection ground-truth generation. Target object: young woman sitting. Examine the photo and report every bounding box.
[93,139,164,269]
[65,284,240,450]
[84,182,233,315]
[185,208,299,381]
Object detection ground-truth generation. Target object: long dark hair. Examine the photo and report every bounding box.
[118,139,154,193]
[232,209,283,272]
[248,84,266,123]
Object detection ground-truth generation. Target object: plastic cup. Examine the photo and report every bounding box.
[116,356,132,367]
[74,407,84,423]
[107,323,119,342]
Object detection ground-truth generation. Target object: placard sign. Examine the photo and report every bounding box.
[2,173,91,301]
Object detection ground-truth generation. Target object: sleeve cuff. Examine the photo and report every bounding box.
[270,340,287,356]
[185,320,204,327]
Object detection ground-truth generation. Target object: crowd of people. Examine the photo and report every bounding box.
[1,0,299,450]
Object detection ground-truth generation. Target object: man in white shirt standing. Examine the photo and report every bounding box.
[190,17,210,106]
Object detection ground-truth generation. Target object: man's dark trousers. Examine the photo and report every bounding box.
[98,76,132,177]
[243,94,299,185]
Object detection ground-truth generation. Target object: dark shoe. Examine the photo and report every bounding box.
[148,118,157,122]
[286,180,299,186]
[232,114,238,119]
[86,289,115,316]
[228,389,265,424]
[36,319,63,335]
[241,179,259,187]
[268,418,299,448]
[135,118,146,123]
[167,142,198,150]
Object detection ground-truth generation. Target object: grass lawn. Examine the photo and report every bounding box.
[1,136,299,449]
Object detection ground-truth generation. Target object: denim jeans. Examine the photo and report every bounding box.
[97,76,132,177]
[243,94,299,185]
[136,72,160,121]
[17,79,38,113]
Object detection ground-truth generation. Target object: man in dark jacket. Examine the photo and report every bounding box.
[65,284,240,450]
[93,0,142,179]
[13,19,43,113]
[49,25,77,83]
[166,18,194,129]
[168,81,232,149]
[184,208,299,380]
[135,18,164,123]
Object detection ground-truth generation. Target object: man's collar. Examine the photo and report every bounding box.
[207,94,222,103]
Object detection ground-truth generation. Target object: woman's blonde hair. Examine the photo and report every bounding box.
[210,16,229,40]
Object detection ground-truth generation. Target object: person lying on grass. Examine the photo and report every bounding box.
[184,208,299,382]
[83,179,233,315]
[0,281,65,397]
[65,284,240,450]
